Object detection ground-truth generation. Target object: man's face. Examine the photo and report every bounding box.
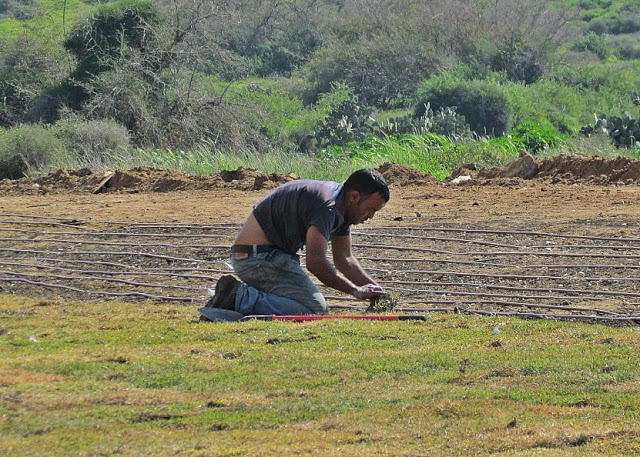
[345,191,387,225]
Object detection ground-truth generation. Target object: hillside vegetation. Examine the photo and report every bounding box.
[1,0,639,179]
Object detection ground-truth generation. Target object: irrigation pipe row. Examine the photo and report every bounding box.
[0,228,234,239]
[3,228,639,254]
[3,275,630,322]
[369,267,640,282]
[3,237,639,261]
[0,257,230,274]
[354,243,640,259]
[0,213,90,222]
[0,270,204,291]
[454,309,640,325]
[364,225,640,243]
[361,256,640,270]
[0,237,231,250]
[0,277,195,302]
[0,261,222,279]
[5,214,640,243]
[354,232,640,250]
[0,219,97,231]
[3,259,634,285]
[0,247,220,264]
[326,299,624,316]
[379,279,640,299]
[387,285,622,303]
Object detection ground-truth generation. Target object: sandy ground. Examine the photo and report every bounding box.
[1,155,639,324]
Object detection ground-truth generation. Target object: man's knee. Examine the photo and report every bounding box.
[302,292,328,314]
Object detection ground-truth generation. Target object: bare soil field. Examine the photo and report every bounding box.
[1,153,639,325]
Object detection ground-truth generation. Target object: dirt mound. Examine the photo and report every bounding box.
[0,167,299,195]
[537,154,640,184]
[478,152,640,184]
[0,154,638,196]
[377,162,437,186]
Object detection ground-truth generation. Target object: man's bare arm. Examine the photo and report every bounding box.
[305,226,382,300]
[331,234,379,287]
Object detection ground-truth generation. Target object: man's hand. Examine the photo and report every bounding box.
[352,284,385,300]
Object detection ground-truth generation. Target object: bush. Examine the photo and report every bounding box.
[0,125,68,179]
[52,118,132,167]
[414,79,511,137]
[611,35,640,60]
[0,35,65,126]
[506,121,567,154]
[572,32,613,61]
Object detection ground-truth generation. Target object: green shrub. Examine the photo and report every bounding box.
[572,32,613,60]
[414,78,511,137]
[506,121,567,154]
[62,0,164,110]
[212,78,324,151]
[52,118,131,167]
[0,125,68,179]
[610,34,640,60]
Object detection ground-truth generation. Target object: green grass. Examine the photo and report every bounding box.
[114,134,521,182]
[0,0,93,43]
[2,294,640,456]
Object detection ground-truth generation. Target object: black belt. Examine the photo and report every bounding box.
[231,244,276,256]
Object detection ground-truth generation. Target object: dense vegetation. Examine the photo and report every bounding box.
[1,0,639,179]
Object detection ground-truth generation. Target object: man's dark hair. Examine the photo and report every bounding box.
[343,168,390,202]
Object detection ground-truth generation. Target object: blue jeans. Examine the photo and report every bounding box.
[230,248,328,316]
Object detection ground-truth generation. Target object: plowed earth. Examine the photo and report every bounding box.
[1,153,639,325]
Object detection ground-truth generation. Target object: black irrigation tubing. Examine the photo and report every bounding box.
[0,256,146,271]
[453,309,640,325]
[0,247,221,264]
[0,237,231,250]
[360,255,640,270]
[325,298,624,316]
[0,271,204,291]
[328,303,454,314]
[386,285,613,302]
[529,244,640,251]
[0,228,234,239]
[380,279,640,299]
[0,277,195,302]
[352,232,522,249]
[0,257,231,274]
[365,226,640,243]
[395,300,622,315]
[8,237,639,260]
[0,213,91,222]
[5,229,637,251]
[325,304,639,324]
[368,267,640,283]
[103,221,241,228]
[0,261,219,281]
[354,243,640,260]
[354,232,640,250]
[325,286,584,303]
[0,220,98,231]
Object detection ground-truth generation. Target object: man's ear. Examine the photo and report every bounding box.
[346,190,360,203]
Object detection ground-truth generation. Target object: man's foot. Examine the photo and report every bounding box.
[205,275,240,310]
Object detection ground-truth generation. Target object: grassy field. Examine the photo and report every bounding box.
[2,294,639,456]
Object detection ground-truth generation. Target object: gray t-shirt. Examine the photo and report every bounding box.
[252,179,351,255]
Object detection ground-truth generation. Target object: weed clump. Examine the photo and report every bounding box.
[367,293,399,313]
